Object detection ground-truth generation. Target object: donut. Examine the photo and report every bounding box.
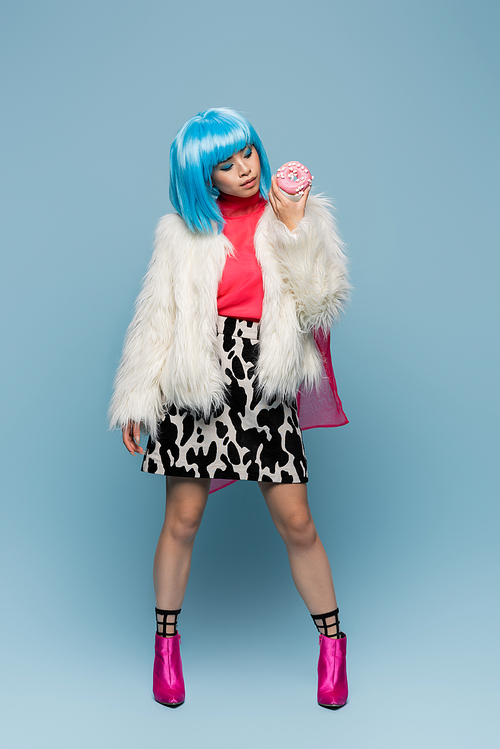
[276,161,314,202]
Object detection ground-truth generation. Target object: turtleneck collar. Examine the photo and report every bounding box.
[217,190,267,219]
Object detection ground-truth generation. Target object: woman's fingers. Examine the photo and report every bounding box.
[270,175,286,204]
[269,175,286,218]
[122,421,144,455]
[122,423,134,454]
[269,174,308,230]
[299,184,311,204]
[133,423,144,454]
[268,189,278,216]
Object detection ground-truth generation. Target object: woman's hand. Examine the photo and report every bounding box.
[268,175,310,232]
[122,420,144,455]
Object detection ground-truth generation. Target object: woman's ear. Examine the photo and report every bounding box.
[208,174,220,197]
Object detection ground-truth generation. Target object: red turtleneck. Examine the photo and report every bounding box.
[217,191,267,322]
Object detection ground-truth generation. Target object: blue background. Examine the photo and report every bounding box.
[1,0,498,746]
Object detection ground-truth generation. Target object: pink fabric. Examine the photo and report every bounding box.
[217,192,266,322]
[209,331,348,494]
[297,329,348,431]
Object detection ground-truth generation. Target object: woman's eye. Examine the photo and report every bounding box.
[244,148,252,158]
[220,163,233,171]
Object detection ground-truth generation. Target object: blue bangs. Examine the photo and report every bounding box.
[169,108,271,234]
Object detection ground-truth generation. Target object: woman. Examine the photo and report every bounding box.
[109,108,350,709]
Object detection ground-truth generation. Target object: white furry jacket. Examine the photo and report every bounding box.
[109,195,350,438]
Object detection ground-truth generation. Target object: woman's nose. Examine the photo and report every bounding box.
[236,157,250,175]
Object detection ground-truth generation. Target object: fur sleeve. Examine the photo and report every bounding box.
[108,214,178,434]
[268,195,351,333]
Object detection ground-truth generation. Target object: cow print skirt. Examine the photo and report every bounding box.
[141,316,308,484]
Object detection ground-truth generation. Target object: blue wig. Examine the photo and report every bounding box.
[169,108,271,234]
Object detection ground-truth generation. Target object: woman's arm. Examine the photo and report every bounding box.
[267,181,350,333]
[108,215,177,436]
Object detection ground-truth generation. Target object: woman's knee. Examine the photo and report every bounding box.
[163,477,208,542]
[166,504,205,543]
[279,511,317,549]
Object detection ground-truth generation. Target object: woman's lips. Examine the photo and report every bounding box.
[241,177,256,187]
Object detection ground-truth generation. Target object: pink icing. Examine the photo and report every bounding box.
[276,161,313,197]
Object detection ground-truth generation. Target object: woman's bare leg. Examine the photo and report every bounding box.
[258,481,337,614]
[153,476,210,611]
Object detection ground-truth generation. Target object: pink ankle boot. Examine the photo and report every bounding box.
[317,632,348,709]
[153,633,185,707]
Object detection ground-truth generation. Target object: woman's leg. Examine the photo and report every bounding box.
[260,482,348,707]
[153,476,210,611]
[152,477,209,706]
[258,481,338,616]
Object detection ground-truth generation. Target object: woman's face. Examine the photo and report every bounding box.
[211,145,261,198]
